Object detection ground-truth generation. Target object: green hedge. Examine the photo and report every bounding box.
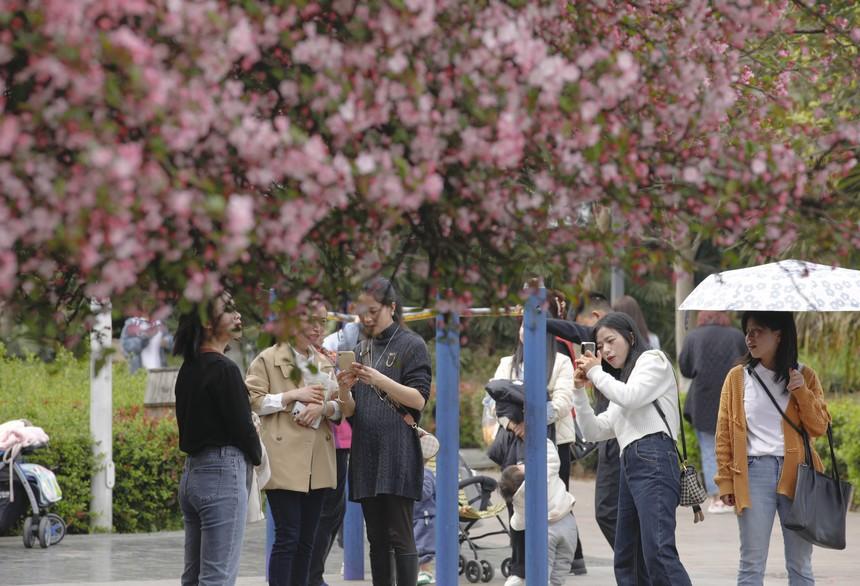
[0,345,184,534]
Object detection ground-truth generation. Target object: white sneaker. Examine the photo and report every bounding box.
[707,497,733,514]
[505,576,525,586]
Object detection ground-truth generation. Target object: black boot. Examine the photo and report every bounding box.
[369,547,393,585]
[394,552,419,586]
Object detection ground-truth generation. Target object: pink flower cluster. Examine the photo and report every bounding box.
[0,0,857,327]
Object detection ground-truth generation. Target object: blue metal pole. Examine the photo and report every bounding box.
[435,310,460,585]
[343,475,365,579]
[523,288,548,585]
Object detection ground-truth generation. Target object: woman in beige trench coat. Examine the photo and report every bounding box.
[246,300,355,586]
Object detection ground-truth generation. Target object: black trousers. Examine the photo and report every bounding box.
[506,501,525,578]
[595,438,620,549]
[308,449,349,586]
[267,488,326,586]
[361,494,416,584]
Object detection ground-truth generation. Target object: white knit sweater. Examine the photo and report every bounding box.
[572,350,680,453]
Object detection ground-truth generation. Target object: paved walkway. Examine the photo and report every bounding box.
[2,471,858,585]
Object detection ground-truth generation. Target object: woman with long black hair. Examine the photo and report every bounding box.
[174,291,262,586]
[715,311,830,585]
[573,312,691,585]
[337,277,431,585]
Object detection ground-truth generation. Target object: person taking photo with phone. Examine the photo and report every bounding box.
[246,299,354,586]
[573,312,692,585]
[337,277,431,586]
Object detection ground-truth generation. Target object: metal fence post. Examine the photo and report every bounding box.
[523,289,548,585]
[435,310,460,584]
[342,475,365,579]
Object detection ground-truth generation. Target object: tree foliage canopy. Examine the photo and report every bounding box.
[1,0,858,342]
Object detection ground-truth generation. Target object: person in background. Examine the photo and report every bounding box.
[120,315,173,373]
[488,303,574,586]
[307,318,359,586]
[573,312,691,585]
[338,277,432,585]
[544,290,588,576]
[246,299,354,586]
[679,311,747,514]
[612,295,660,350]
[413,455,436,586]
[498,438,579,586]
[546,292,618,551]
[715,311,830,585]
[174,291,262,586]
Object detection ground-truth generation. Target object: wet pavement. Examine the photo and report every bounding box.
[2,456,859,585]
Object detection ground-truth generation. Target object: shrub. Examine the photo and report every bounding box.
[0,344,185,533]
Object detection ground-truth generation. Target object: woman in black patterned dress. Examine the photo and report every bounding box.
[337,277,431,586]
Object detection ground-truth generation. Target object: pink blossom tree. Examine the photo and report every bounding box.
[0,0,858,343]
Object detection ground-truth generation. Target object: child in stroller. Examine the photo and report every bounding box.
[0,419,66,548]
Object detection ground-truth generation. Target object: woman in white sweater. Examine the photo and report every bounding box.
[573,312,691,586]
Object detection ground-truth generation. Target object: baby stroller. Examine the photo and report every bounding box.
[457,454,511,583]
[0,421,66,548]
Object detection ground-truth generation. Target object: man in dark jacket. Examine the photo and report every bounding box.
[679,311,747,514]
[547,292,618,553]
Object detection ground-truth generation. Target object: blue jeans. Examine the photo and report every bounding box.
[695,430,719,496]
[737,456,814,585]
[616,433,692,586]
[267,487,326,586]
[180,446,251,586]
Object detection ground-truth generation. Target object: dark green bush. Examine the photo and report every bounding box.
[0,344,184,533]
[112,407,184,533]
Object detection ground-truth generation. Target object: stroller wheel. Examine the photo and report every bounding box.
[22,517,35,549]
[458,554,466,575]
[38,515,51,548]
[46,513,66,545]
[480,559,494,582]
[464,560,481,583]
[500,557,512,578]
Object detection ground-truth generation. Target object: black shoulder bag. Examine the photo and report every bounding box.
[653,391,708,523]
[747,367,853,550]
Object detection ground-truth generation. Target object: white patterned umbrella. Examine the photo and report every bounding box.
[679,260,860,312]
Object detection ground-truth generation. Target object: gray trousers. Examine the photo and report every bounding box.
[548,512,579,586]
[180,446,251,586]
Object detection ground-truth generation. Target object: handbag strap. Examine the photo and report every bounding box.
[746,366,840,484]
[653,395,687,463]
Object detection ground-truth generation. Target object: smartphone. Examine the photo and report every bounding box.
[580,342,596,356]
[337,350,356,372]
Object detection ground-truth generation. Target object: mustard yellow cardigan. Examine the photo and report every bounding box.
[714,364,830,514]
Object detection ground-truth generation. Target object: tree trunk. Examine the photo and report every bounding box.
[673,236,701,362]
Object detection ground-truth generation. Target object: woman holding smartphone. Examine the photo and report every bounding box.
[573,312,692,585]
[246,299,355,586]
[338,277,431,586]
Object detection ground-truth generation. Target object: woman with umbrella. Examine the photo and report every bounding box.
[714,311,830,585]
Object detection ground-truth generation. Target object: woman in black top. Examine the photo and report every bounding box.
[174,291,261,586]
[338,278,432,586]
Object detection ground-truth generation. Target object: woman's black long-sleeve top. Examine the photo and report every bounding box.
[175,352,262,466]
